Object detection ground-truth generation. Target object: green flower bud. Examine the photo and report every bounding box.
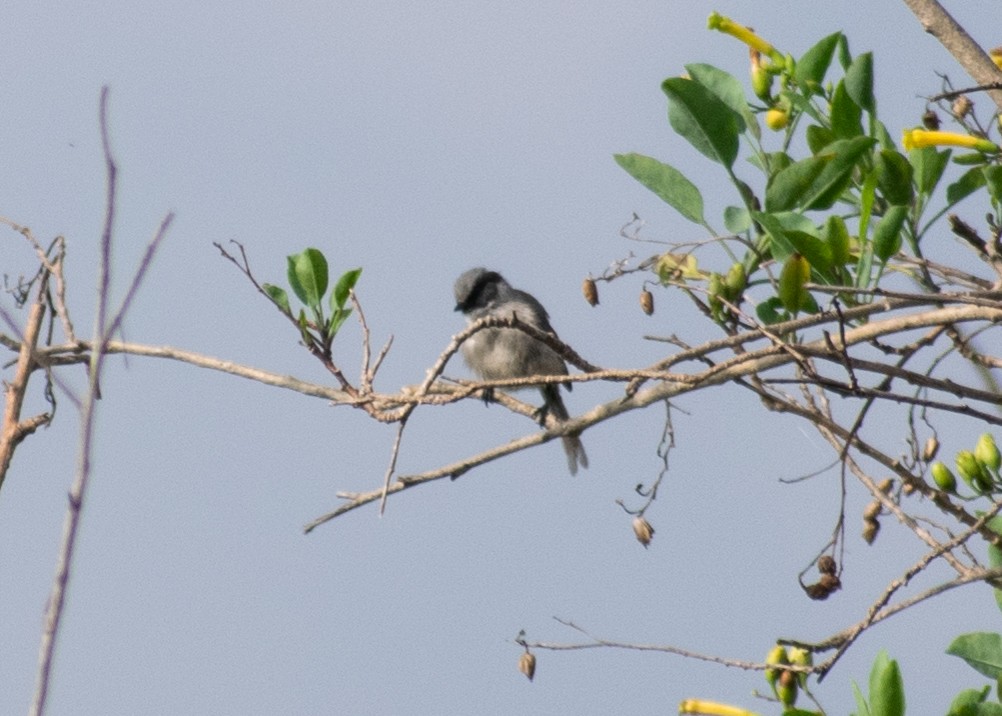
[787,647,812,688]
[930,462,957,494]
[976,433,1001,472]
[724,262,746,301]
[764,644,788,694]
[956,450,993,494]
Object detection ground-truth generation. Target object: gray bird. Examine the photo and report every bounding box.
[453,268,588,475]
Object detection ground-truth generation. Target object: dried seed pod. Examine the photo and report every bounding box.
[923,436,940,462]
[632,516,655,548]
[952,95,973,118]
[639,288,654,316]
[518,651,536,682]
[819,573,841,593]
[862,517,880,544]
[581,277,599,306]
[877,478,893,494]
[817,555,837,575]
[863,500,882,521]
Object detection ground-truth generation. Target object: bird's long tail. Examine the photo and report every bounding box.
[541,385,588,476]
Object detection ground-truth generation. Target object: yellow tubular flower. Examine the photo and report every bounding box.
[902,128,1000,153]
[678,699,761,716]
[707,12,783,63]
[990,47,1002,71]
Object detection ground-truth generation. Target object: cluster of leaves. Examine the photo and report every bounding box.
[615,19,1001,327]
[263,248,361,354]
[612,11,1002,716]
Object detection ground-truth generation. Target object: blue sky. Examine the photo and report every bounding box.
[1,1,998,713]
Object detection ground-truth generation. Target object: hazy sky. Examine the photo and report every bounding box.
[1,1,997,714]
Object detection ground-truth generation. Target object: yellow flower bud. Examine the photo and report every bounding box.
[765,107,789,130]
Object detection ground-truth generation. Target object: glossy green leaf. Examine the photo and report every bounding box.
[872,205,908,263]
[845,52,875,113]
[684,63,755,137]
[766,136,876,211]
[614,153,705,224]
[662,77,740,169]
[947,167,987,205]
[823,215,852,266]
[876,150,914,205]
[262,283,291,314]
[331,267,363,312]
[794,32,842,90]
[287,248,329,307]
[868,651,905,716]
[947,633,1002,680]
[831,81,863,139]
[910,147,951,196]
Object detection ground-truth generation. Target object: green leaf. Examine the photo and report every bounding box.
[723,206,751,233]
[948,633,1002,680]
[947,167,987,205]
[806,125,836,154]
[662,76,740,169]
[755,296,785,325]
[684,63,756,138]
[844,51,875,113]
[614,153,705,224]
[287,248,329,307]
[262,283,291,314]
[331,267,363,312]
[837,33,853,70]
[868,650,905,716]
[831,80,863,139]
[910,147,951,196]
[984,165,1002,205]
[875,150,914,206]
[987,516,1002,616]
[794,32,842,90]
[766,136,876,211]
[852,680,872,716]
[872,205,909,263]
[946,686,994,716]
[754,211,819,263]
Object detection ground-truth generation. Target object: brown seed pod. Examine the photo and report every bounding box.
[877,478,893,494]
[817,555,837,575]
[952,95,973,118]
[518,651,536,682]
[632,516,655,548]
[862,517,880,544]
[582,277,599,306]
[923,436,940,462]
[639,288,654,316]
[862,500,882,521]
